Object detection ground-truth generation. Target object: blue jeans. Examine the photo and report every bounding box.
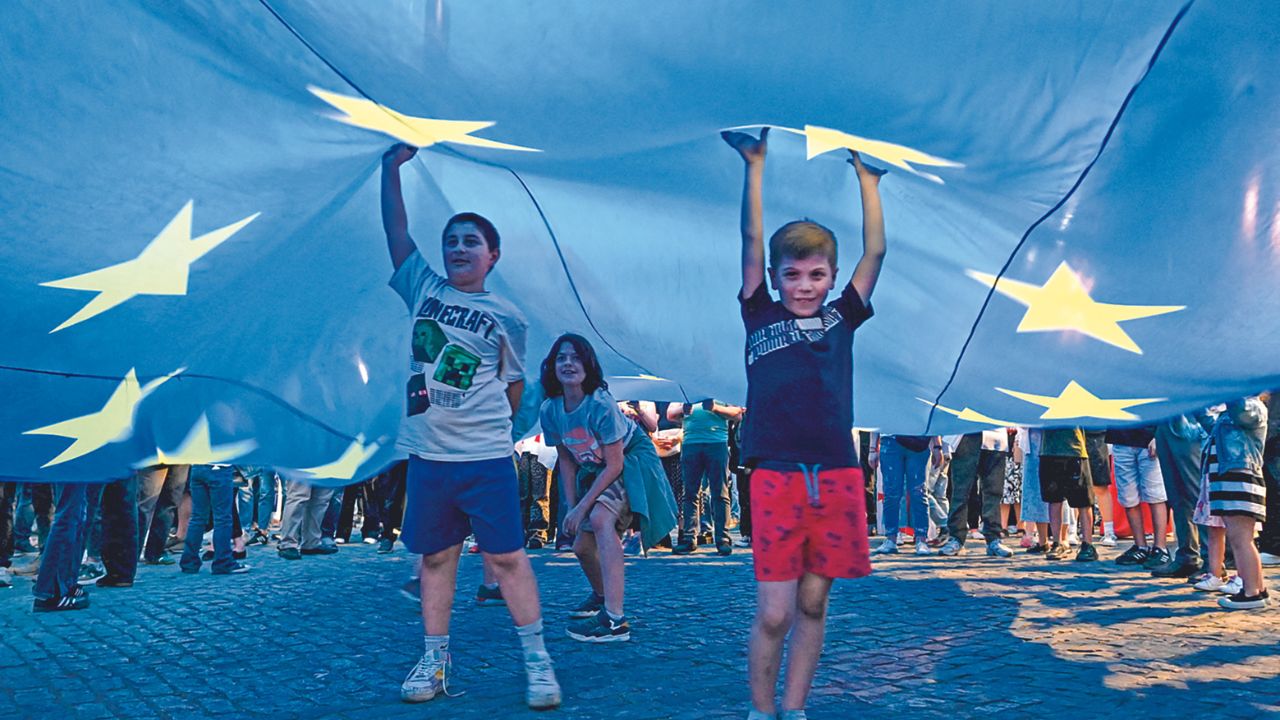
[679,442,731,545]
[85,476,139,580]
[236,471,278,533]
[880,437,930,538]
[181,466,236,573]
[33,483,90,599]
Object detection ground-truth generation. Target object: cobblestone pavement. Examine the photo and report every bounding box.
[3,537,1279,720]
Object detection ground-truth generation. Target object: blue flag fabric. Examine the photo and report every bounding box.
[2,1,1277,483]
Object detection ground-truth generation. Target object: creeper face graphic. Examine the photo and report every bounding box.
[434,344,482,391]
[412,319,449,364]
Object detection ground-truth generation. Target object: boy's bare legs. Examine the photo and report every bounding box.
[781,573,834,711]
[749,579,797,715]
[420,544,462,634]
[1207,526,1227,577]
[484,549,544,627]
[1079,507,1095,544]
[1036,522,1051,546]
[1149,501,1169,550]
[573,525,605,597]
[1224,515,1266,595]
[1123,504,1147,547]
[1049,502,1064,545]
[588,506,625,615]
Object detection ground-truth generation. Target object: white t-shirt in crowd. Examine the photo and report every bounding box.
[389,251,527,462]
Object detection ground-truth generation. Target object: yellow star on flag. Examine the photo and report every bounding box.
[309,86,539,153]
[42,201,259,332]
[916,398,1017,427]
[967,262,1184,354]
[134,414,257,467]
[995,380,1162,421]
[727,124,962,183]
[297,435,380,480]
[24,368,182,467]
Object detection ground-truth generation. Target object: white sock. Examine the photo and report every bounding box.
[424,634,449,656]
[1104,522,1115,536]
[516,618,546,656]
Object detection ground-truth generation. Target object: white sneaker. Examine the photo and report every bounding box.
[897,533,914,546]
[939,537,963,556]
[1260,552,1280,567]
[1218,576,1244,595]
[524,651,562,709]
[1193,574,1229,592]
[401,649,451,703]
[915,541,939,556]
[0,566,12,588]
[967,529,984,541]
[1099,534,1117,547]
[1067,534,1080,548]
[871,538,899,555]
[986,540,1014,558]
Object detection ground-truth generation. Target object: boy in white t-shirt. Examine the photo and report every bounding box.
[381,143,559,710]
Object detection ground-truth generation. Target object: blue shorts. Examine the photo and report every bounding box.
[401,455,524,556]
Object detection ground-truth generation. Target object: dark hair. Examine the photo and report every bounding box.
[541,333,608,398]
[442,212,500,252]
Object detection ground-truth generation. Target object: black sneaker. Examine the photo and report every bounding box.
[1025,543,1049,554]
[526,536,545,550]
[672,541,697,555]
[1074,543,1098,562]
[144,554,176,566]
[95,575,134,588]
[202,549,249,561]
[278,547,302,561]
[1218,588,1270,610]
[1150,559,1200,578]
[569,592,604,619]
[698,532,713,546]
[716,542,733,556]
[301,547,338,556]
[475,583,506,606]
[378,538,395,554]
[34,586,89,612]
[1114,545,1150,566]
[1142,547,1172,569]
[566,610,630,643]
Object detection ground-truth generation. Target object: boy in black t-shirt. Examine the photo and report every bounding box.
[722,128,885,720]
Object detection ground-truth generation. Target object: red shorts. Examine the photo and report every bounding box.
[750,466,871,582]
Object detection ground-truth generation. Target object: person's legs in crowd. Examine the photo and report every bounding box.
[704,445,733,552]
[78,482,107,584]
[359,476,383,542]
[30,483,55,552]
[1259,437,1280,566]
[0,481,16,587]
[676,444,711,552]
[320,487,344,546]
[303,485,338,554]
[1086,431,1116,545]
[32,483,91,611]
[180,469,213,573]
[659,452,683,549]
[978,449,1011,556]
[735,468,754,547]
[1153,426,1205,576]
[526,455,552,549]
[142,465,190,563]
[337,484,360,543]
[873,436,907,554]
[277,479,311,560]
[941,434,981,555]
[377,461,408,552]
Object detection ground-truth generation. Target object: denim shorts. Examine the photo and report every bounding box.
[400,455,524,556]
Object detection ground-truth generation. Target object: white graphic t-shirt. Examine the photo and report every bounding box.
[389,251,527,461]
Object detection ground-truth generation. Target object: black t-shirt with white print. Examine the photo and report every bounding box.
[739,281,873,468]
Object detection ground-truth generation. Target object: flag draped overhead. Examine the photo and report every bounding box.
[2,1,1277,483]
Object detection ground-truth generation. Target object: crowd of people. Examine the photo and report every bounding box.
[4,132,1275,720]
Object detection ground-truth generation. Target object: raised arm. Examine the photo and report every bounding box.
[381,143,420,271]
[722,128,769,299]
[846,151,887,302]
